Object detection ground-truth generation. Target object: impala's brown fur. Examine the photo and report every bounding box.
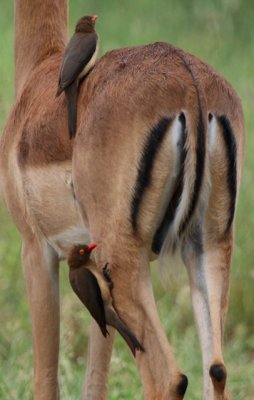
[0,1,244,400]
[14,0,68,98]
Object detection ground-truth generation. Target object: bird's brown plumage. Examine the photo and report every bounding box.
[56,15,99,138]
[67,244,144,356]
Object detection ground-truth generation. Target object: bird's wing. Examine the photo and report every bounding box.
[59,32,97,89]
[69,267,108,337]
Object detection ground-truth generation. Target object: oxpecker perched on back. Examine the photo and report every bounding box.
[56,15,99,138]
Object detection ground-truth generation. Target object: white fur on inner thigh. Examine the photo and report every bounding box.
[156,115,183,232]
[208,114,218,154]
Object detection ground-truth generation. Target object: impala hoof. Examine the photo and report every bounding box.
[209,363,227,392]
[176,374,188,397]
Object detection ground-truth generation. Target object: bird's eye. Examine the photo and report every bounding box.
[79,249,85,255]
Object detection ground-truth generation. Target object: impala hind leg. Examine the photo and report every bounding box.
[183,231,233,400]
[82,322,115,400]
[22,235,60,400]
[95,248,188,400]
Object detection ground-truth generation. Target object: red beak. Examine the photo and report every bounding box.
[87,243,97,252]
[91,15,98,23]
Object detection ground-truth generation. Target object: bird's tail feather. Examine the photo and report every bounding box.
[65,81,78,139]
[99,325,110,338]
[55,85,63,97]
[105,307,144,356]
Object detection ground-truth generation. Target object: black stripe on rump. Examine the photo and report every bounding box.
[178,103,206,235]
[217,115,237,233]
[131,117,172,232]
[152,113,187,254]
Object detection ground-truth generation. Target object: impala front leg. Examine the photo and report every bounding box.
[82,322,115,400]
[22,234,60,400]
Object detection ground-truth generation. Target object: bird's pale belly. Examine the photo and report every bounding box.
[79,44,99,79]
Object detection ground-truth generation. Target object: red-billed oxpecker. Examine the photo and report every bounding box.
[67,244,144,356]
[56,15,99,138]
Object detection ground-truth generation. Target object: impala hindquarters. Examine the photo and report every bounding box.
[73,43,243,400]
[73,43,206,399]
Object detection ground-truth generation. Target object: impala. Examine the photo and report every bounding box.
[0,0,244,399]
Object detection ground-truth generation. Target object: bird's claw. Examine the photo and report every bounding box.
[103,263,114,289]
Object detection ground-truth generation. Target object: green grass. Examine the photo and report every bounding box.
[1,0,254,398]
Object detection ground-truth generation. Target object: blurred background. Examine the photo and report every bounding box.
[0,0,254,399]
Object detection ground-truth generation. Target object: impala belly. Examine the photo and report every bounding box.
[24,162,90,258]
[48,224,90,259]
